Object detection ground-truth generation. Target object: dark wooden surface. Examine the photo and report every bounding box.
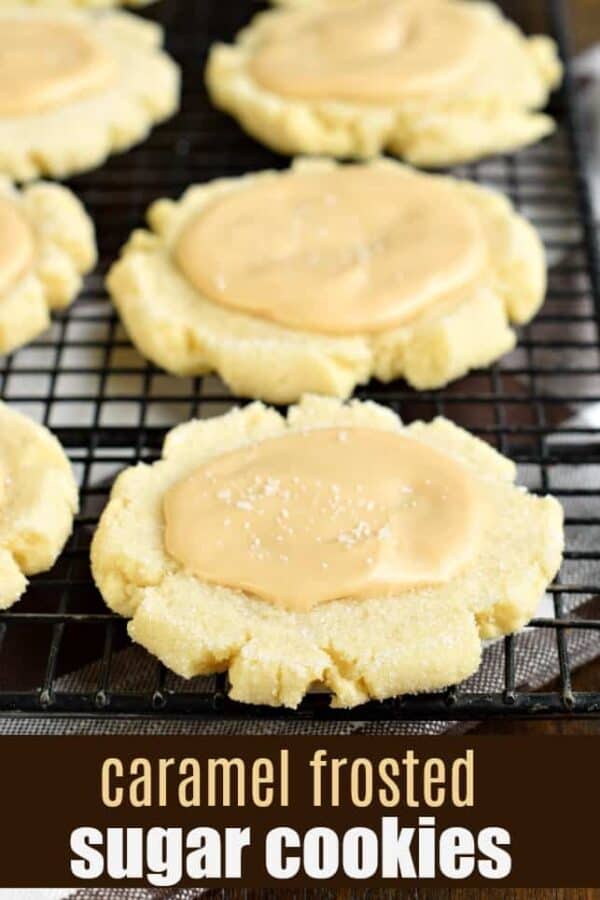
[511,0,600,48]
[571,0,600,50]
[473,663,600,735]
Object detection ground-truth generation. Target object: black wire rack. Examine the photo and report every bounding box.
[0,0,599,723]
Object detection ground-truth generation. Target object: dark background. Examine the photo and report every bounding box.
[552,0,599,49]
[510,0,598,46]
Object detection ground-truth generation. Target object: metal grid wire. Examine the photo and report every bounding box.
[0,0,599,721]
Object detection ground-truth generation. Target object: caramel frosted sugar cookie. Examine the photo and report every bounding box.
[206,0,562,166]
[0,7,180,181]
[108,158,546,402]
[91,395,564,709]
[0,402,78,609]
[0,177,96,355]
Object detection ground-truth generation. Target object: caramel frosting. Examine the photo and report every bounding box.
[163,427,483,612]
[249,0,484,104]
[0,197,35,295]
[0,20,117,117]
[174,166,487,336]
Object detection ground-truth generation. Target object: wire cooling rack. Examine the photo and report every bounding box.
[0,0,599,722]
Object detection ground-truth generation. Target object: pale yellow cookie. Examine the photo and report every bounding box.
[91,395,564,709]
[107,158,545,402]
[0,177,96,356]
[206,0,562,166]
[0,402,79,609]
[270,0,354,5]
[17,1,155,7]
[0,7,180,181]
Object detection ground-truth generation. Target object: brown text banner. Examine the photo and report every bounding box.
[0,736,597,888]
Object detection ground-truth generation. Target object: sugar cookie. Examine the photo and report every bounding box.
[0,402,78,610]
[0,7,180,181]
[91,395,564,709]
[0,177,96,356]
[108,158,545,402]
[206,0,562,166]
